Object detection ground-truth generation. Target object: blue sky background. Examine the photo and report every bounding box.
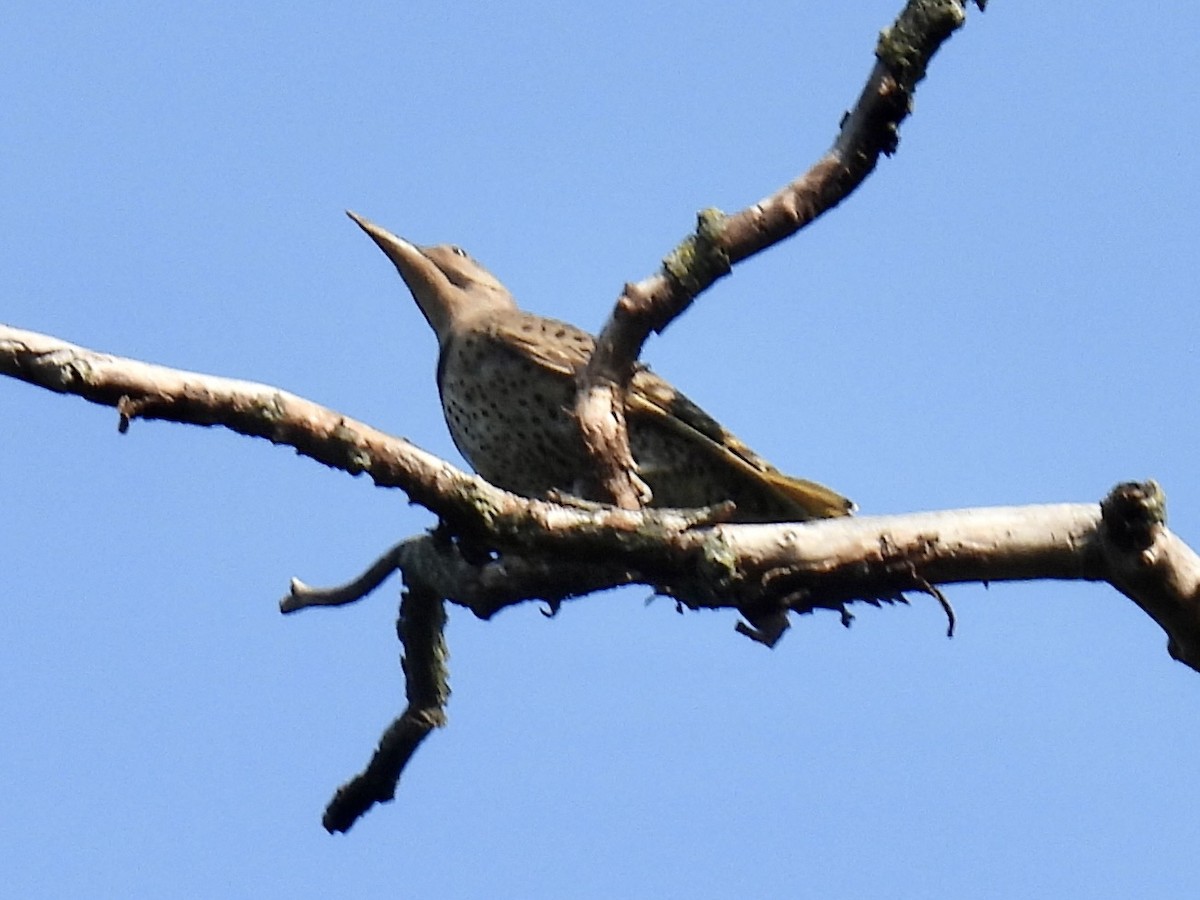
[3,2,1199,897]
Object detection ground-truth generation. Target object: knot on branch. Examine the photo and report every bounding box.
[1101,480,1167,553]
[661,208,731,311]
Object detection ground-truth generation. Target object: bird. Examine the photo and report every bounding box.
[348,211,853,523]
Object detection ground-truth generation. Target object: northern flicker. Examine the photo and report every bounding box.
[349,211,853,523]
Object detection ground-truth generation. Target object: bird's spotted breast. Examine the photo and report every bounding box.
[439,331,587,498]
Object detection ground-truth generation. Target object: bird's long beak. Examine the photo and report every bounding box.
[347,210,456,338]
[346,210,437,285]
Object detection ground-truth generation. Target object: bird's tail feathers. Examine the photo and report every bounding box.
[762,471,855,519]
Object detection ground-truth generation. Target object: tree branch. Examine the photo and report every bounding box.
[281,534,640,620]
[322,584,449,834]
[280,479,1200,681]
[0,323,707,554]
[576,0,981,508]
[275,479,1197,830]
[6,324,1197,670]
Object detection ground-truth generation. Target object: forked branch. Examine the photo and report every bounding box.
[279,479,1198,829]
[576,0,986,508]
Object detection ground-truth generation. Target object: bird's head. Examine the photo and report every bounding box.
[347,211,517,344]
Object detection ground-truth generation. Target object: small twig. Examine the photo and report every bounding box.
[281,541,407,612]
[735,610,791,648]
[912,576,957,638]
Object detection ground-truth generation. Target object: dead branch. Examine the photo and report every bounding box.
[276,478,1195,827]
[0,323,703,551]
[322,584,449,834]
[576,0,984,508]
[4,323,1197,660]
[277,477,1200,676]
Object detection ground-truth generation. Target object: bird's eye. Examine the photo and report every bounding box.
[450,245,468,257]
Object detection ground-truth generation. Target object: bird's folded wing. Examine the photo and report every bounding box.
[628,371,854,518]
[491,314,853,518]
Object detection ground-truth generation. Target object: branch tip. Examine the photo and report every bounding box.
[280,541,406,612]
[877,1,968,85]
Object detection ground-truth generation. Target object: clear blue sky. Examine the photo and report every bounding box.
[3,2,1199,897]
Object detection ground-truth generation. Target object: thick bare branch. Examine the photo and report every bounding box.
[279,481,1200,677]
[0,323,705,554]
[7,323,1196,666]
[10,324,1193,666]
[576,0,978,508]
